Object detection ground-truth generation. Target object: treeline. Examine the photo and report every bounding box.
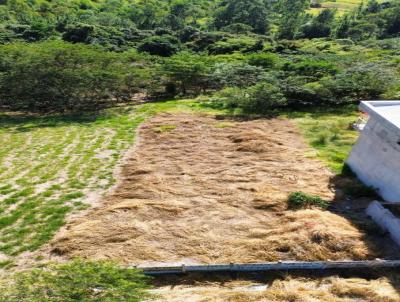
[1,0,400,48]
[0,0,399,113]
[0,39,397,112]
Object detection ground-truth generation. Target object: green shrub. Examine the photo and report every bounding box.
[0,259,150,302]
[239,82,287,113]
[320,63,395,104]
[210,87,246,109]
[211,82,287,113]
[138,35,181,57]
[284,59,338,78]
[222,23,253,34]
[212,62,267,88]
[280,76,328,105]
[161,51,214,95]
[246,52,278,69]
[0,41,150,112]
[287,191,329,209]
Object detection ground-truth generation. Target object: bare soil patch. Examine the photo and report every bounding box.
[50,113,382,264]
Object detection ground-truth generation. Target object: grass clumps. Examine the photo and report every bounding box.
[153,124,177,133]
[287,191,329,210]
[0,259,150,302]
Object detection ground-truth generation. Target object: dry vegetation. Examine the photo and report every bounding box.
[49,113,385,264]
[150,276,400,302]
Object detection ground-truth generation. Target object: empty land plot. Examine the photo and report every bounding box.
[50,112,388,265]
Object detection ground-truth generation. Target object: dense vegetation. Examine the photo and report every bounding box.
[0,0,399,112]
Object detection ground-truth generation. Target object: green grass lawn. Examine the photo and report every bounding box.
[287,106,360,173]
[0,100,359,264]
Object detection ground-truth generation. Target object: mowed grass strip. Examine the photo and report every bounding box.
[0,100,219,257]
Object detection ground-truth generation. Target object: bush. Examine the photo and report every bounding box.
[287,191,329,209]
[0,259,150,302]
[212,62,268,88]
[0,41,150,112]
[222,23,253,34]
[246,52,278,69]
[62,23,94,43]
[280,76,328,106]
[161,52,214,94]
[284,59,338,78]
[320,63,395,104]
[210,86,247,109]
[239,82,287,113]
[138,35,181,57]
[211,82,287,113]
[185,31,226,52]
[207,37,257,54]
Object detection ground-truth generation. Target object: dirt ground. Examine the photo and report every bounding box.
[48,112,391,265]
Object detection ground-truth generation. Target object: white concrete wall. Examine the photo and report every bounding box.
[366,201,400,247]
[347,117,400,202]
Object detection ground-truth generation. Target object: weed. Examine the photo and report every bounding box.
[287,191,329,209]
[153,124,177,133]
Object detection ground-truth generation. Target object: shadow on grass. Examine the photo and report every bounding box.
[199,101,359,121]
[0,108,132,132]
[327,166,400,261]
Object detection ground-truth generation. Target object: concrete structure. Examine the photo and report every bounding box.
[347,101,400,202]
[366,201,400,247]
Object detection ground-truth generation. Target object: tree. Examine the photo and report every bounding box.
[138,35,181,56]
[211,62,268,88]
[300,9,336,38]
[161,51,214,94]
[126,0,167,30]
[213,0,270,34]
[382,1,400,36]
[334,13,352,38]
[62,23,94,43]
[277,0,310,39]
[0,41,150,112]
[164,0,190,31]
[365,0,381,13]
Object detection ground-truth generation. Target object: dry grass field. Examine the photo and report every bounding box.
[49,112,392,265]
[150,276,400,302]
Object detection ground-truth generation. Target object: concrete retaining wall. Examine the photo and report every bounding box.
[347,116,400,202]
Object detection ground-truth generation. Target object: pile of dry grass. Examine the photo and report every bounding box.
[49,113,380,264]
[150,276,400,302]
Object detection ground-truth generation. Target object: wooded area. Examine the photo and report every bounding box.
[0,0,399,112]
